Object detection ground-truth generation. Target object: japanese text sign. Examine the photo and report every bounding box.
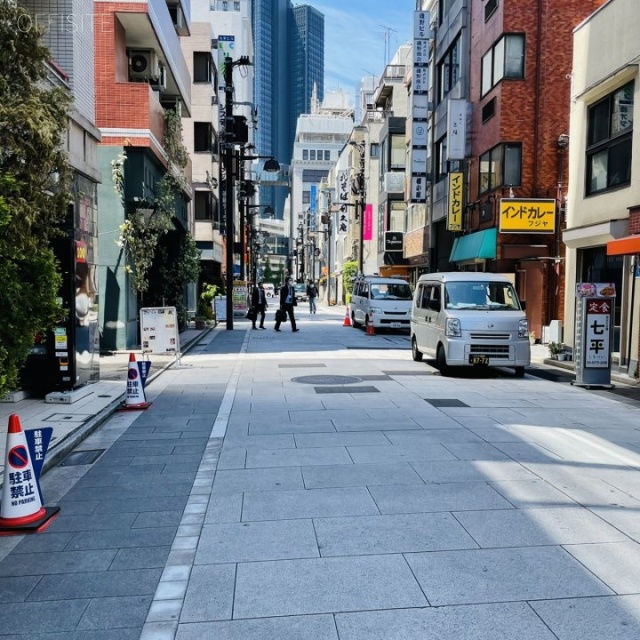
[336,170,349,235]
[447,172,463,231]
[584,298,611,368]
[499,199,556,233]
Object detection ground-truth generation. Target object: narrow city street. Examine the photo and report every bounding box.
[1,305,639,639]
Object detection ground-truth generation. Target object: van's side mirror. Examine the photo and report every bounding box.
[428,299,441,312]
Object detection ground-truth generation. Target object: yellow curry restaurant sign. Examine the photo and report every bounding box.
[499,198,556,233]
[447,172,464,232]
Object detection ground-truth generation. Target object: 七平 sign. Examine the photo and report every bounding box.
[584,298,612,368]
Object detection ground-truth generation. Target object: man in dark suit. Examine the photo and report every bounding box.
[251,282,268,329]
[274,278,299,332]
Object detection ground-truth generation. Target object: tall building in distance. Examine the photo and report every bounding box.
[252,0,324,220]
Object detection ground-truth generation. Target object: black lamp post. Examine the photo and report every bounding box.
[348,137,366,275]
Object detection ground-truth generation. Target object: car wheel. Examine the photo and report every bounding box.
[351,311,360,328]
[436,345,450,376]
[514,366,525,378]
[412,337,423,362]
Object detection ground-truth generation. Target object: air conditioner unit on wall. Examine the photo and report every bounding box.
[384,172,405,194]
[128,49,161,82]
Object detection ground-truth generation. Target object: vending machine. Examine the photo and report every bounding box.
[21,192,100,393]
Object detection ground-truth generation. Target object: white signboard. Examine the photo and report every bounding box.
[411,176,427,203]
[413,10,432,39]
[412,148,427,174]
[336,169,350,235]
[584,298,611,368]
[140,307,180,355]
[414,66,430,92]
[447,99,467,160]
[411,92,429,120]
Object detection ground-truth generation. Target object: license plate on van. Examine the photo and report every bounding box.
[469,355,489,365]
[390,322,402,328]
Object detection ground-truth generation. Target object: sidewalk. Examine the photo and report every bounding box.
[0,306,639,639]
[0,326,214,480]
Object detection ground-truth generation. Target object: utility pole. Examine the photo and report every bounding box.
[222,54,251,330]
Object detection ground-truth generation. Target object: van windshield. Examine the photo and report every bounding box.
[370,283,412,300]
[444,281,521,310]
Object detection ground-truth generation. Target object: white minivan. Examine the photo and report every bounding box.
[411,272,531,376]
[351,275,413,331]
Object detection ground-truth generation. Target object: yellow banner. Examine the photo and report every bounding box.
[447,172,463,231]
[499,199,556,233]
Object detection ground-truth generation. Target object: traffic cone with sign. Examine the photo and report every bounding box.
[0,414,60,536]
[121,353,152,410]
[343,305,352,327]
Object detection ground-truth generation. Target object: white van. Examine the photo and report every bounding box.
[411,272,530,376]
[262,283,275,299]
[351,275,413,331]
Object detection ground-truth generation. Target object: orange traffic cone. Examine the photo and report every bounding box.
[343,305,352,327]
[366,321,375,336]
[121,353,152,410]
[0,414,60,536]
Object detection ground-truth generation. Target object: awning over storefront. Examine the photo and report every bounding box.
[607,234,640,256]
[449,227,497,263]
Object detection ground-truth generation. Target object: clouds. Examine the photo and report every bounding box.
[313,1,413,97]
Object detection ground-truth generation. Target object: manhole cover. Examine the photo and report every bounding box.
[292,375,362,385]
[60,449,105,466]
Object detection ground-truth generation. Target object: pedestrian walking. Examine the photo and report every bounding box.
[307,280,318,314]
[274,278,299,332]
[251,282,268,329]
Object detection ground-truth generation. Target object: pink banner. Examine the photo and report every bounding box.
[363,204,373,241]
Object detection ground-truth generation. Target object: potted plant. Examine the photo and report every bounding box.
[548,341,564,359]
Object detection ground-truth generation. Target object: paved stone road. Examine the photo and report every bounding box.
[0,306,640,639]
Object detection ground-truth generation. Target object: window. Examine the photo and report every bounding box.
[370,143,380,158]
[484,0,498,21]
[586,81,634,195]
[324,150,330,161]
[193,52,212,83]
[390,135,406,169]
[389,201,406,232]
[194,122,212,153]
[482,97,496,123]
[302,190,310,204]
[481,34,524,97]
[310,150,316,160]
[479,143,522,194]
[302,149,309,160]
[437,36,461,103]
[194,191,213,220]
[435,137,447,182]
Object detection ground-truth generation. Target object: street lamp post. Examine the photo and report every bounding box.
[349,137,366,275]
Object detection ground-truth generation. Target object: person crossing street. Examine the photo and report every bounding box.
[307,280,318,314]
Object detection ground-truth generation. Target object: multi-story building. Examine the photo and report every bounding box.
[290,91,353,289]
[188,0,254,294]
[94,0,192,350]
[20,0,102,389]
[564,0,640,377]
[414,0,605,341]
[252,0,324,220]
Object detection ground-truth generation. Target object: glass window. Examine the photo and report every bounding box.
[438,36,461,103]
[193,53,212,83]
[390,135,405,169]
[194,191,212,220]
[370,142,380,158]
[194,122,212,153]
[302,149,309,160]
[479,143,521,194]
[302,190,310,204]
[324,150,331,161]
[481,34,525,97]
[310,150,316,160]
[389,201,405,232]
[586,81,634,195]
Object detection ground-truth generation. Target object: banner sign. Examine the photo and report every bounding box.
[363,204,373,241]
[499,198,556,233]
[336,169,349,235]
[584,298,612,368]
[447,172,463,231]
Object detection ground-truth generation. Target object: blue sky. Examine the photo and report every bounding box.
[310,0,415,103]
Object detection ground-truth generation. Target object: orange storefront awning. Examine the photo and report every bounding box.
[607,234,640,256]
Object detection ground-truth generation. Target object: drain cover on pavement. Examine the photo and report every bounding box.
[315,386,380,394]
[425,399,469,407]
[292,375,362,385]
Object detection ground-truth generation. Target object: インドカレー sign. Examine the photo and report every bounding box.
[499,199,556,233]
